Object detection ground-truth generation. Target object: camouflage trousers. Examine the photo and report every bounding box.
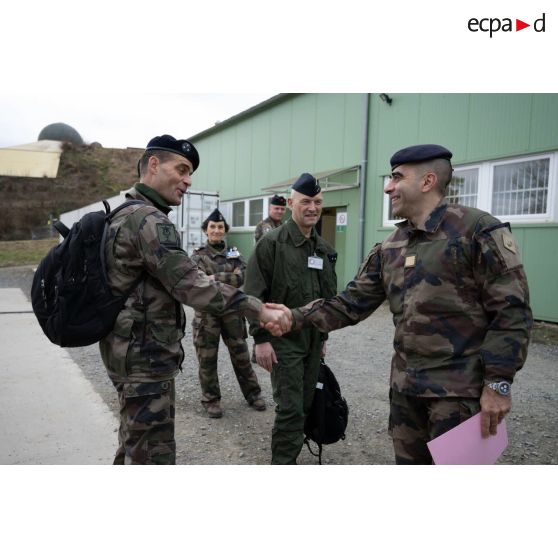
[193,312,261,405]
[388,389,481,465]
[112,379,176,465]
[270,329,322,465]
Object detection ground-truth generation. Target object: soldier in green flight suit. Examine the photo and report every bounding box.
[191,208,266,418]
[244,173,338,464]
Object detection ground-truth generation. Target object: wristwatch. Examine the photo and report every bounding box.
[487,381,511,396]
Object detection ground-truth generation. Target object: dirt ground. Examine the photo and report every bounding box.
[3,265,557,465]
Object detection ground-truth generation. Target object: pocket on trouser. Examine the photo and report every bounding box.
[428,397,480,441]
[388,391,432,464]
[118,380,176,465]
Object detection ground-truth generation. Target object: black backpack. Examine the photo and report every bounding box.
[304,359,349,464]
[31,199,145,347]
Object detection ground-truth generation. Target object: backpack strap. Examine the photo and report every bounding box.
[53,221,70,238]
[304,437,323,465]
[100,199,149,291]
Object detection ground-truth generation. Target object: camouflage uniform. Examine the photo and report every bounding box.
[191,242,262,406]
[100,183,263,464]
[254,216,282,243]
[245,219,338,464]
[291,200,532,464]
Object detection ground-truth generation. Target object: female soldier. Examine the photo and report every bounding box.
[191,208,266,418]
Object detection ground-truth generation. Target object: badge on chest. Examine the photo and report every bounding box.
[308,256,324,270]
[226,247,240,259]
[404,255,416,268]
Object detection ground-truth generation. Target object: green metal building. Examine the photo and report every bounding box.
[188,93,558,323]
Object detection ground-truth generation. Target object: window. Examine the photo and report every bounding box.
[383,152,557,226]
[249,199,264,226]
[447,167,479,208]
[221,196,272,230]
[232,201,245,227]
[492,158,549,216]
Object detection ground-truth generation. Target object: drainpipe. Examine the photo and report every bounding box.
[357,93,371,263]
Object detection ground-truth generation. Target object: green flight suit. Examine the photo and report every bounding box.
[244,219,337,464]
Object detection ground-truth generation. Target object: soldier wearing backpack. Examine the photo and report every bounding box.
[99,135,289,464]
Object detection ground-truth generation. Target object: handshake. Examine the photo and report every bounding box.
[259,303,293,336]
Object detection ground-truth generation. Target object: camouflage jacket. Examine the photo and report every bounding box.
[245,219,338,345]
[254,216,282,243]
[99,183,262,383]
[291,201,532,398]
[191,242,247,319]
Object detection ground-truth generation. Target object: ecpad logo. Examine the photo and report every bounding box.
[468,12,546,37]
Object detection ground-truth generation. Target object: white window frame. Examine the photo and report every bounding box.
[220,195,270,232]
[382,151,558,227]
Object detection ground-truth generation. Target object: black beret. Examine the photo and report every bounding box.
[202,208,229,232]
[291,172,321,197]
[269,194,286,207]
[146,134,200,172]
[390,144,452,171]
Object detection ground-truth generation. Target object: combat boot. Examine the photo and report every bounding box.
[250,397,266,411]
[204,400,223,418]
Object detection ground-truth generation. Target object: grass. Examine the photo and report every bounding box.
[0,239,58,267]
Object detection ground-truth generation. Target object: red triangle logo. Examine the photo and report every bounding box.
[516,19,530,31]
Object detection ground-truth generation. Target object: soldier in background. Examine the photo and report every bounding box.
[245,173,338,464]
[265,144,533,464]
[100,134,288,464]
[254,194,287,243]
[191,208,266,418]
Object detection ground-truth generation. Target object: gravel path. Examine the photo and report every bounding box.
[3,265,557,465]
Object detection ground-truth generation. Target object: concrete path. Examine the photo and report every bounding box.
[0,288,117,464]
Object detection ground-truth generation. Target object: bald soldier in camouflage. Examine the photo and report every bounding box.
[100,134,288,465]
[266,144,533,464]
[191,208,265,418]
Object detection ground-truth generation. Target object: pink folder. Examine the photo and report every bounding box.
[427,412,508,465]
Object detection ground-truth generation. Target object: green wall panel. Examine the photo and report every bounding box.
[269,104,292,184]
[234,120,253,190]
[530,94,558,151]
[515,225,558,322]
[466,95,532,161]
[290,95,317,174]
[250,112,272,190]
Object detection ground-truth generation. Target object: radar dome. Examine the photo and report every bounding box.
[38,122,84,145]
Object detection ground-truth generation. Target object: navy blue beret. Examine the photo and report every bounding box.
[390,144,452,171]
[202,208,229,231]
[146,134,200,172]
[269,194,286,207]
[291,172,321,197]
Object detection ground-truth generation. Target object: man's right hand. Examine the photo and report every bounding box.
[255,342,278,373]
[262,303,293,336]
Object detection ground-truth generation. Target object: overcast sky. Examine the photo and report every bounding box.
[0,92,274,149]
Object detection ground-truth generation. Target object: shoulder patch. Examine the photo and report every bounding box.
[156,223,179,246]
[482,223,523,271]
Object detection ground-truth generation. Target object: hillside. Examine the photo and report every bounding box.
[0,142,143,240]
